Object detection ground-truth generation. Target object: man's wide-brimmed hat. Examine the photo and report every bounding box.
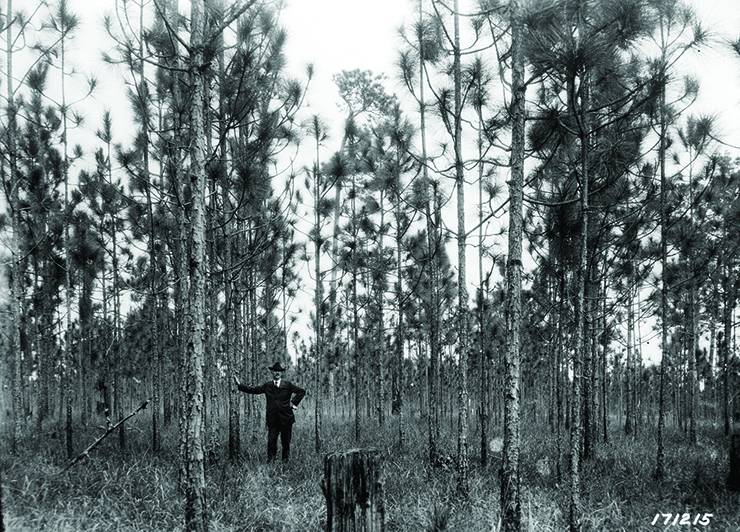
[268,362,287,372]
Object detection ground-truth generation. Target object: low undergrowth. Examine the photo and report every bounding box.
[2,416,738,531]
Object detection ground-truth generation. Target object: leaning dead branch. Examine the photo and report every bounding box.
[61,400,150,473]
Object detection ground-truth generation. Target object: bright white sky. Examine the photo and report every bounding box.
[2,0,739,366]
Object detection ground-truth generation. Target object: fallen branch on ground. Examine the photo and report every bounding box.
[61,399,150,473]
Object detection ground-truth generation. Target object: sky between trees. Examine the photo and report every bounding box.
[2,0,739,364]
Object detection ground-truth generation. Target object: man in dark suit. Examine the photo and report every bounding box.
[234,362,305,463]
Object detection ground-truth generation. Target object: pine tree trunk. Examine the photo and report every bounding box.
[204,66,218,459]
[501,0,524,527]
[636,283,645,436]
[106,133,125,452]
[376,193,386,428]
[61,20,75,461]
[139,0,160,454]
[687,152,697,444]
[394,188,405,448]
[568,39,590,529]
[183,1,208,528]
[6,0,23,455]
[590,273,600,446]
[476,73,489,467]
[452,0,470,497]
[655,75,668,480]
[223,137,240,461]
[350,168,362,443]
[583,273,593,460]
[688,280,697,443]
[556,272,565,479]
[314,132,323,453]
[625,272,634,436]
[722,262,735,436]
[601,275,609,444]
[415,0,440,464]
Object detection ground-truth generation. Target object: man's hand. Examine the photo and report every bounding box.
[291,404,298,411]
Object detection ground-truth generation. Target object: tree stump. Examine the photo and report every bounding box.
[323,449,385,532]
[730,434,740,492]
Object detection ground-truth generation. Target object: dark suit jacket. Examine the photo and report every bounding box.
[238,380,306,427]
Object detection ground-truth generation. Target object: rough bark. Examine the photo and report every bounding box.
[501,0,524,527]
[583,273,593,459]
[138,0,160,454]
[569,33,590,529]
[223,112,240,460]
[183,0,208,528]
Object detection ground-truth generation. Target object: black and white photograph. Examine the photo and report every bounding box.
[0,0,739,530]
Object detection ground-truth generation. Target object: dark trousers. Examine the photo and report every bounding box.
[267,423,293,462]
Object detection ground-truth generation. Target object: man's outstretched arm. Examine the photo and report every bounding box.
[290,382,306,406]
[234,376,265,394]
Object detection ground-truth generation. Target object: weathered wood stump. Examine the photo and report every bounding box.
[730,434,740,492]
[323,449,385,532]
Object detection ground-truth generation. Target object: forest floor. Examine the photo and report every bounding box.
[2,414,739,531]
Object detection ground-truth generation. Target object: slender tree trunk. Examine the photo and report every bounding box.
[687,161,697,444]
[138,0,160,454]
[394,183,405,449]
[477,95,488,467]
[452,0,470,497]
[183,1,208,528]
[556,271,565,480]
[203,48,220,458]
[104,132,125,452]
[723,261,735,436]
[417,0,439,462]
[167,0,191,487]
[655,63,668,481]
[625,270,634,436]
[222,62,240,460]
[501,0,524,527]
[376,192,386,427]
[601,275,608,444]
[709,292,716,421]
[568,34,590,528]
[314,131,323,453]
[352,171,361,443]
[583,272,593,460]
[636,280,645,436]
[6,0,24,455]
[61,19,75,460]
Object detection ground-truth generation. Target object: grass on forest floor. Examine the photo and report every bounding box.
[2,415,739,531]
